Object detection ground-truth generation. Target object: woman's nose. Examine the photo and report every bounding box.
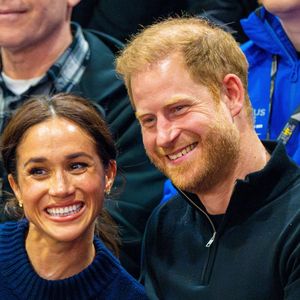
[48,171,75,198]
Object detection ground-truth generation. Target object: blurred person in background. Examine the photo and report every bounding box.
[241,0,300,165]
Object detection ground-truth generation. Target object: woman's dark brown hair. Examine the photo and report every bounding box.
[1,93,120,256]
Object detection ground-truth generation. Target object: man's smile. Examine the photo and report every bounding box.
[167,142,198,161]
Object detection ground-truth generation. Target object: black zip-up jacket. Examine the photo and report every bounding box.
[141,143,300,299]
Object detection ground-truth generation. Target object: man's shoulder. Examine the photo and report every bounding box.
[82,29,123,56]
[146,194,190,232]
[79,28,123,79]
[73,29,126,102]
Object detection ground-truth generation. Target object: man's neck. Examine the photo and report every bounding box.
[1,25,72,79]
[196,133,270,215]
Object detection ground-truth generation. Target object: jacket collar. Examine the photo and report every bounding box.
[241,7,297,60]
[178,142,300,222]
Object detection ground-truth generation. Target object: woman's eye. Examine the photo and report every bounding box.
[69,162,88,172]
[28,168,47,177]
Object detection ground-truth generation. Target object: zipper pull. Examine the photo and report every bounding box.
[206,232,216,248]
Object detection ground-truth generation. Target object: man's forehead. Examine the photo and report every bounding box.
[131,51,185,78]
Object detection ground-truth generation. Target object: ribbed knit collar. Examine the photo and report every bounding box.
[0,219,120,300]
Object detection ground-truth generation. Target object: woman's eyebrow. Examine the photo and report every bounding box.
[24,157,46,168]
[65,152,94,160]
[23,152,94,168]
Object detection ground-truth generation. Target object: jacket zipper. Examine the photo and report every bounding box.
[179,189,217,285]
[178,189,216,247]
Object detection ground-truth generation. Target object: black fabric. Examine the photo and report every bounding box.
[72,0,259,43]
[141,143,300,299]
[208,213,224,230]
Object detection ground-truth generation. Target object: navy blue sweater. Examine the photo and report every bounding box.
[0,220,147,300]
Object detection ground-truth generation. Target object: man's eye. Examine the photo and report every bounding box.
[171,105,188,114]
[140,117,156,128]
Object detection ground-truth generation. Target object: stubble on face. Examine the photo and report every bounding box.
[146,120,240,194]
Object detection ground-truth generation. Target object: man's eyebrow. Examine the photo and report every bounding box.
[135,96,191,119]
[135,111,147,119]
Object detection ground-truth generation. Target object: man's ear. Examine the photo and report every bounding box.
[221,74,244,118]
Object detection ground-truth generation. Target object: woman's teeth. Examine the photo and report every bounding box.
[46,203,82,217]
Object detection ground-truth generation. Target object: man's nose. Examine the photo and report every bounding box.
[48,171,75,198]
[156,118,179,148]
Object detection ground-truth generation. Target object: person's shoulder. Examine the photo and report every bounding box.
[74,28,127,100]
[241,39,270,67]
[107,268,147,300]
[93,238,147,299]
[145,192,189,237]
[155,192,187,215]
[82,28,124,55]
[0,220,19,232]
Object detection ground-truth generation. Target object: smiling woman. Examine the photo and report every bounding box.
[0,94,146,300]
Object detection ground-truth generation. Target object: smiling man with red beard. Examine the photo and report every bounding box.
[116,17,300,300]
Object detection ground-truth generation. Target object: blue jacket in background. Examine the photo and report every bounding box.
[241,6,300,165]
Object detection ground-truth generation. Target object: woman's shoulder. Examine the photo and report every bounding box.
[0,219,27,236]
[92,237,147,299]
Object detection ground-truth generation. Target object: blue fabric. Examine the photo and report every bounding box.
[241,7,300,165]
[0,220,147,300]
[160,179,178,204]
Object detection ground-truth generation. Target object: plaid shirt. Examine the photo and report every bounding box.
[0,23,90,201]
[0,22,90,133]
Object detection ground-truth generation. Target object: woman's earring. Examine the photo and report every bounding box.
[18,202,23,208]
[104,188,111,197]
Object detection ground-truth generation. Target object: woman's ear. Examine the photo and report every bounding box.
[222,73,245,118]
[8,174,22,205]
[104,160,117,194]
